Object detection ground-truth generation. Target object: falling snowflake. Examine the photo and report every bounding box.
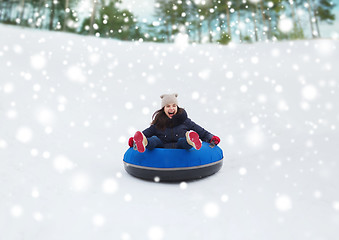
[272,143,280,151]
[148,226,164,240]
[125,102,133,110]
[302,85,318,101]
[221,194,229,202]
[249,0,261,3]
[13,44,23,54]
[31,188,40,198]
[203,202,220,218]
[33,212,44,221]
[275,194,292,212]
[315,40,335,55]
[174,33,189,49]
[251,56,259,64]
[89,53,100,65]
[271,48,280,57]
[0,139,8,149]
[147,75,156,84]
[198,69,210,80]
[53,155,75,173]
[278,18,293,33]
[225,71,234,79]
[246,127,265,147]
[239,167,247,176]
[142,107,150,115]
[16,127,33,143]
[102,178,118,194]
[66,65,87,83]
[154,176,160,182]
[3,82,14,93]
[333,201,339,211]
[240,85,248,93]
[278,100,289,111]
[11,205,23,217]
[36,108,55,126]
[119,136,127,144]
[71,173,90,192]
[30,54,46,70]
[92,214,105,227]
[179,182,188,190]
[31,148,39,157]
[124,194,132,202]
[191,91,200,100]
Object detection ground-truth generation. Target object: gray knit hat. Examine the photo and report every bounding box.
[160,93,178,108]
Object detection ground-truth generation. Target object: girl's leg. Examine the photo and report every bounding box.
[133,131,148,152]
[185,131,202,150]
[134,132,164,152]
[146,136,164,150]
[176,137,192,149]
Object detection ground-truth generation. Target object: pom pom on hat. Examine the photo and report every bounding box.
[160,93,178,108]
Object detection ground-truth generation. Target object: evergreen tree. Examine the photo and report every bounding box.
[269,0,286,40]
[215,0,234,42]
[233,0,247,42]
[80,1,141,41]
[199,0,217,43]
[285,0,304,39]
[247,1,260,42]
[188,0,204,43]
[154,0,174,42]
[314,0,336,37]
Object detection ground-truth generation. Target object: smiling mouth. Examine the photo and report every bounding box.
[168,112,175,117]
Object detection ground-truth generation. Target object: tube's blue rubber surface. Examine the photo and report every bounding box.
[123,142,223,182]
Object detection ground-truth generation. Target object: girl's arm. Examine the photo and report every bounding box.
[142,125,156,138]
[186,119,213,143]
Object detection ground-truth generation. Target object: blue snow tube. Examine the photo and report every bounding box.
[123,142,223,182]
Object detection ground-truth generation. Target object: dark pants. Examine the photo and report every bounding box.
[146,136,192,150]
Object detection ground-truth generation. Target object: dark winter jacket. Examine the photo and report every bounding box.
[142,109,213,149]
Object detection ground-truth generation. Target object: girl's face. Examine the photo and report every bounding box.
[164,104,178,119]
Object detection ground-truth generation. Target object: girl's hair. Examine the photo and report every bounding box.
[151,107,183,130]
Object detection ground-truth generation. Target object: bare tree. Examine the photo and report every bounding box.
[306,0,317,38]
[89,0,98,35]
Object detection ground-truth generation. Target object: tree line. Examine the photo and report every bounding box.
[0,0,142,40]
[152,0,336,43]
[0,0,336,44]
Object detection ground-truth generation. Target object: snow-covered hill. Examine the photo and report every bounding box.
[1,24,339,240]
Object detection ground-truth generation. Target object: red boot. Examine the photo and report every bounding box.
[186,131,202,150]
[133,131,148,153]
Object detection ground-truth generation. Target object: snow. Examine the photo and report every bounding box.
[1,24,339,239]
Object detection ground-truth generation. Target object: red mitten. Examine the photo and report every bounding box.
[128,137,134,147]
[210,136,220,145]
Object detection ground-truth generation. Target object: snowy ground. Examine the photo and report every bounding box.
[1,24,339,240]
